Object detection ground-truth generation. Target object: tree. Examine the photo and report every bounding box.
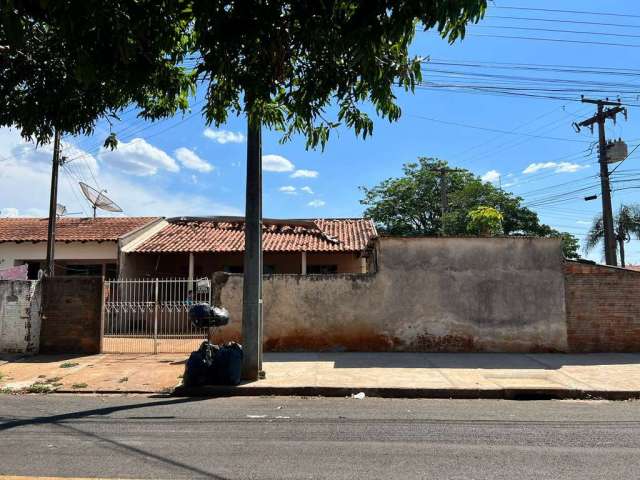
[467,206,502,236]
[360,157,580,257]
[585,204,640,267]
[1,1,196,144]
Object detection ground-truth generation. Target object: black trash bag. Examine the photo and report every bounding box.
[209,342,243,386]
[183,341,219,388]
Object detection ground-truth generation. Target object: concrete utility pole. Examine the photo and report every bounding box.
[241,116,264,381]
[574,97,627,266]
[45,129,62,277]
[429,167,464,235]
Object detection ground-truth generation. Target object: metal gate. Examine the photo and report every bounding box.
[102,278,210,353]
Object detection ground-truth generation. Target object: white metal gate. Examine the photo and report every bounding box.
[102,278,210,353]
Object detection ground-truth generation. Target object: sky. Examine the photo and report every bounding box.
[1,0,640,263]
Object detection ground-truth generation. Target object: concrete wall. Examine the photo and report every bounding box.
[0,280,41,354]
[564,261,640,352]
[215,237,568,352]
[39,276,103,354]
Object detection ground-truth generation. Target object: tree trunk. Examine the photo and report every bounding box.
[619,237,626,268]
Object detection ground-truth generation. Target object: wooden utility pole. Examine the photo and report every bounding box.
[574,98,627,266]
[241,115,264,381]
[45,128,61,276]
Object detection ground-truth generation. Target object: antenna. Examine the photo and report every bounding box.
[79,182,123,218]
[56,204,67,218]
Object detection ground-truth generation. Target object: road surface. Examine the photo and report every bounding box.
[1,395,639,479]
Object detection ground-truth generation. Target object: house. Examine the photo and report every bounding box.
[0,216,378,279]
[120,216,378,278]
[0,217,164,279]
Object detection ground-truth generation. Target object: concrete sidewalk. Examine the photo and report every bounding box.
[2,352,640,399]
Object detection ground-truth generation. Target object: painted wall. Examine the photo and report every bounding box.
[0,280,41,353]
[0,241,118,270]
[214,237,568,352]
[121,251,365,277]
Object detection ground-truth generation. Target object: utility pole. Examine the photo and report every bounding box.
[241,115,264,381]
[574,97,627,266]
[429,166,463,235]
[45,129,61,277]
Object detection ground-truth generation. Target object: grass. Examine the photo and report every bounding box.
[119,377,128,383]
[72,383,88,389]
[60,362,79,369]
[0,387,13,394]
[46,376,62,384]
[27,383,52,394]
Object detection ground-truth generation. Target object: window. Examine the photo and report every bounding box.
[307,265,338,274]
[63,264,102,276]
[224,264,276,274]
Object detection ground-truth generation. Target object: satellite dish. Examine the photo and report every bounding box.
[56,204,67,217]
[79,182,123,218]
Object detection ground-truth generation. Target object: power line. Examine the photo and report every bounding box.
[466,33,640,49]
[486,14,640,30]
[492,5,640,19]
[474,24,640,40]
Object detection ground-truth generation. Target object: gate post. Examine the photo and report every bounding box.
[153,278,159,354]
[99,278,106,353]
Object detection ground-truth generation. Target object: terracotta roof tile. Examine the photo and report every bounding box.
[134,218,377,253]
[0,217,158,243]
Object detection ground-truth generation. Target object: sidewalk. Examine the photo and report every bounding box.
[2,352,640,399]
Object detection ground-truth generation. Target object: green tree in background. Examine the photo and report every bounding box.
[585,204,640,267]
[360,157,580,258]
[467,206,503,236]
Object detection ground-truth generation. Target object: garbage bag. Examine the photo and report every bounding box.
[210,342,243,386]
[183,341,219,388]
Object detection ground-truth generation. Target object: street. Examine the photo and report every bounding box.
[1,396,639,479]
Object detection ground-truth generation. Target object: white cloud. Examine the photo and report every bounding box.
[481,170,501,184]
[203,129,245,144]
[174,147,214,173]
[0,127,240,219]
[263,154,294,172]
[98,138,179,176]
[523,162,588,174]
[291,169,319,178]
[576,220,591,225]
[300,186,314,194]
[307,200,325,208]
[279,186,297,195]
[0,208,20,217]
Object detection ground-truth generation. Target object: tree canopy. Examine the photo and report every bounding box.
[360,157,580,258]
[1,1,487,147]
[585,203,640,267]
[1,1,196,144]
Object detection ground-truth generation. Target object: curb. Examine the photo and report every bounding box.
[171,385,640,401]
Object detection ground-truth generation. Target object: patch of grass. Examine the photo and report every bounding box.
[71,383,88,389]
[119,377,128,383]
[0,372,4,381]
[177,374,183,379]
[0,387,13,394]
[27,383,52,394]
[60,362,79,369]
[45,376,62,384]
[37,374,47,378]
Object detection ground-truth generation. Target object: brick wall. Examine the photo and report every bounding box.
[564,261,640,352]
[40,276,102,354]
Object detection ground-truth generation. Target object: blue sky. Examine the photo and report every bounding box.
[1,0,640,263]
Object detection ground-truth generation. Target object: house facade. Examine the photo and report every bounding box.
[0,217,163,279]
[120,217,378,278]
[0,216,378,279]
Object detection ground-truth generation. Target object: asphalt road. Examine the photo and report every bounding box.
[1,395,639,479]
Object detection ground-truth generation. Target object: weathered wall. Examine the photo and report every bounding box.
[564,261,640,352]
[39,276,103,354]
[0,280,41,353]
[216,237,568,352]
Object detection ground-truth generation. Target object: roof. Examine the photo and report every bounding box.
[133,218,378,253]
[625,265,640,271]
[0,217,159,243]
